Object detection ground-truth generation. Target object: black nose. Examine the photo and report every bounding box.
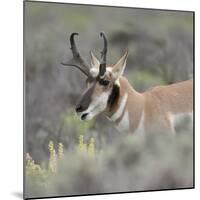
[76,104,84,113]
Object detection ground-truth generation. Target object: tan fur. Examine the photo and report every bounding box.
[115,78,193,133]
[91,71,113,100]
[77,52,193,134]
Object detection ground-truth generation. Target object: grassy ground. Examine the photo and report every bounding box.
[25,128,193,199]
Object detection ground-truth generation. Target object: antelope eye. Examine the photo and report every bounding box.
[99,79,110,86]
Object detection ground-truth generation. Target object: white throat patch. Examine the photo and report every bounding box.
[117,110,130,132]
[110,93,128,122]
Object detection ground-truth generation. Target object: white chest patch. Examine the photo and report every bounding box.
[135,111,145,135]
[117,110,130,132]
[170,112,193,131]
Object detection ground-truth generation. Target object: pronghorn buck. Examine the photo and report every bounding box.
[62,32,193,134]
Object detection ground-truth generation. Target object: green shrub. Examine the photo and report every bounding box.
[63,110,94,136]
[127,70,166,91]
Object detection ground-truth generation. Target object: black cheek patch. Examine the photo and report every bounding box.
[107,84,120,109]
[78,83,95,111]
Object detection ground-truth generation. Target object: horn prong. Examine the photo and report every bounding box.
[61,33,93,79]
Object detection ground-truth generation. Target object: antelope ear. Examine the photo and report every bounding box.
[112,51,128,81]
[90,51,100,77]
[90,51,100,68]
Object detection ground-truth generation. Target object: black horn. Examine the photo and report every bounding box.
[99,32,108,78]
[61,33,93,79]
[100,32,107,64]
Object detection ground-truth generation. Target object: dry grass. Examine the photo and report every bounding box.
[25,131,193,199]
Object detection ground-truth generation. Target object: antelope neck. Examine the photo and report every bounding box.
[106,79,128,123]
[106,77,144,132]
[109,93,128,122]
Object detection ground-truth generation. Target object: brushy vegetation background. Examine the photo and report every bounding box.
[24,1,194,199]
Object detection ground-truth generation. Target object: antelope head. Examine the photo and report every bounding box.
[62,32,128,121]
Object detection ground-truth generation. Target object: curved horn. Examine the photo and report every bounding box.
[99,32,108,78]
[100,32,108,64]
[61,33,92,79]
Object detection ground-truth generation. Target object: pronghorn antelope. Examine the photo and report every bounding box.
[62,32,193,134]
